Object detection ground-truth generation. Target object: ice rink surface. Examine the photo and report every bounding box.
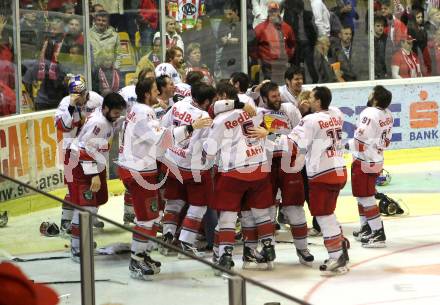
[1,156,439,305]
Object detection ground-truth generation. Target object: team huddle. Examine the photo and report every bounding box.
[54,62,394,280]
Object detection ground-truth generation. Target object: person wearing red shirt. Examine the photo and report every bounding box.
[138,0,159,50]
[391,34,423,78]
[254,2,295,84]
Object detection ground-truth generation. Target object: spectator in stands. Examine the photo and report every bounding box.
[0,14,14,90]
[65,44,85,75]
[283,0,318,83]
[427,28,440,76]
[426,7,440,41]
[313,36,339,83]
[23,18,68,110]
[374,16,389,79]
[61,3,75,15]
[185,43,214,85]
[61,16,84,54]
[92,51,122,95]
[0,80,16,117]
[138,0,159,51]
[408,7,431,75]
[391,34,423,78]
[136,37,161,78]
[331,25,357,81]
[89,10,122,69]
[335,0,359,36]
[254,1,295,83]
[381,0,408,48]
[20,4,43,57]
[217,0,241,78]
[153,17,184,52]
[251,0,283,28]
[90,3,104,26]
[181,16,216,73]
[310,0,331,37]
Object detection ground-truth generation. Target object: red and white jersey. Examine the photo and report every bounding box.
[350,107,393,168]
[118,85,137,112]
[288,106,346,184]
[162,100,210,176]
[174,82,191,102]
[167,0,206,31]
[70,109,114,175]
[260,103,301,156]
[155,63,182,84]
[279,85,299,106]
[203,109,269,181]
[117,102,189,175]
[55,91,103,150]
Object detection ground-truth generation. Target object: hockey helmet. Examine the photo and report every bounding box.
[0,211,8,228]
[376,169,391,186]
[68,74,87,95]
[376,192,404,216]
[39,221,60,237]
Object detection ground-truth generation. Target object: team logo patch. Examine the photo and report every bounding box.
[150,198,159,212]
[182,3,197,16]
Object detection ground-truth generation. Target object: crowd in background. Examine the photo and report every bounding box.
[1,0,440,117]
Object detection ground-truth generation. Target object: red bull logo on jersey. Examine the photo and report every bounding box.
[318,117,343,129]
[270,118,289,130]
[224,112,251,129]
[172,108,194,124]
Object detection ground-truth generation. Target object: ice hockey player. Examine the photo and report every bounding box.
[203,93,276,273]
[155,46,184,85]
[55,74,103,234]
[348,85,393,248]
[68,92,126,262]
[160,83,216,258]
[259,81,314,266]
[117,78,211,280]
[288,86,349,276]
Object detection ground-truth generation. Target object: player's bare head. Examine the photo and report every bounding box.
[186,70,205,86]
[261,81,282,110]
[230,72,249,93]
[216,81,238,100]
[284,66,304,93]
[166,46,184,67]
[372,85,392,109]
[136,77,159,105]
[311,86,332,111]
[156,75,174,97]
[102,92,126,122]
[138,67,155,82]
[191,83,217,109]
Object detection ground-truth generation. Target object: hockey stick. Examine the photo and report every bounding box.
[12,256,70,262]
[36,279,127,285]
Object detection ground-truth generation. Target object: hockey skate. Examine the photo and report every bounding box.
[260,238,276,270]
[159,232,177,256]
[319,254,349,276]
[129,252,161,281]
[353,223,371,241]
[214,246,235,276]
[296,248,314,267]
[178,241,206,259]
[342,237,350,262]
[123,212,135,226]
[242,246,268,270]
[307,227,322,237]
[60,219,72,236]
[361,227,386,248]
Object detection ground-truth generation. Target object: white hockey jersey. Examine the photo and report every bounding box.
[55,91,103,150]
[118,85,137,112]
[155,63,182,84]
[117,102,190,175]
[279,85,299,106]
[288,106,347,184]
[70,109,114,175]
[174,82,191,102]
[203,109,269,181]
[162,100,211,178]
[350,107,393,169]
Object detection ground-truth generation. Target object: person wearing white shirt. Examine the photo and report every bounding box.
[310,0,331,37]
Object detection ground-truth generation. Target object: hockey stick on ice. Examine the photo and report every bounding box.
[36,279,127,285]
